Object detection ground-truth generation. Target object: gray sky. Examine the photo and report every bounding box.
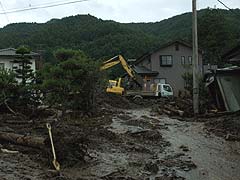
[0,0,239,27]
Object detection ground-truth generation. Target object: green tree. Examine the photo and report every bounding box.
[12,46,41,115]
[13,46,34,85]
[0,69,19,112]
[41,49,100,115]
[198,9,232,65]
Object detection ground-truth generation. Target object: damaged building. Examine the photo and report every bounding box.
[206,66,240,112]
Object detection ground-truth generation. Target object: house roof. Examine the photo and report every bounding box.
[216,66,240,75]
[133,65,159,76]
[0,48,39,56]
[222,44,240,60]
[135,40,203,65]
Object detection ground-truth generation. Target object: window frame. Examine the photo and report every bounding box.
[188,56,193,65]
[159,55,173,67]
[175,44,179,51]
[181,56,185,65]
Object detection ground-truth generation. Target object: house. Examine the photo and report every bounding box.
[222,44,240,66]
[134,40,203,95]
[205,66,240,112]
[0,48,42,72]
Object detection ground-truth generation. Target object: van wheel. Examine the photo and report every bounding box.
[133,95,143,104]
[158,92,162,98]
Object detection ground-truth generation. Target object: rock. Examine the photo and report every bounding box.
[179,145,189,152]
[144,161,159,174]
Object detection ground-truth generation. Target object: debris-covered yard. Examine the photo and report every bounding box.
[1,96,240,180]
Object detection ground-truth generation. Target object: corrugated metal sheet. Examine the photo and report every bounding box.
[217,74,240,112]
[206,67,240,112]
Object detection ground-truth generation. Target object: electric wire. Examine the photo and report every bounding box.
[215,0,239,16]
[0,0,9,22]
[216,0,232,10]
[0,0,90,15]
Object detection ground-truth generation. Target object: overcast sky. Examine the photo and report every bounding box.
[0,0,239,28]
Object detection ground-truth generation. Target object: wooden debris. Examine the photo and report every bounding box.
[0,132,45,149]
[1,148,19,154]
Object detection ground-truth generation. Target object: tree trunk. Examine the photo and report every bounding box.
[0,132,45,149]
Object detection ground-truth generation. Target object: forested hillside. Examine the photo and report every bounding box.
[0,8,239,64]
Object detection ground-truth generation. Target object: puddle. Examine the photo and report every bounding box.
[108,116,148,134]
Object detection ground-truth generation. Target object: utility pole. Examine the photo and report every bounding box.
[192,0,199,114]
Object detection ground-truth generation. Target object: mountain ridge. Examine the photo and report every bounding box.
[0,8,239,64]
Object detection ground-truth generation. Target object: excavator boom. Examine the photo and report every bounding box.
[101,55,139,80]
[100,55,142,95]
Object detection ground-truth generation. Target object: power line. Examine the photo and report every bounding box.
[0,0,90,15]
[8,0,80,11]
[216,0,240,17]
[216,0,231,10]
[0,1,9,22]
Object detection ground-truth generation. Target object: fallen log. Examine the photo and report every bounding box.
[1,148,19,154]
[164,105,184,117]
[163,109,172,115]
[0,132,45,149]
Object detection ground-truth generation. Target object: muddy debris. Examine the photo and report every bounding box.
[3,101,240,180]
[144,161,159,174]
[179,145,189,152]
[158,153,197,172]
[200,110,240,141]
[128,130,163,143]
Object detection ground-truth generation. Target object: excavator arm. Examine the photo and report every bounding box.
[101,55,137,80]
[100,55,142,95]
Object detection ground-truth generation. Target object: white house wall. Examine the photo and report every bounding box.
[0,58,13,70]
[0,58,36,72]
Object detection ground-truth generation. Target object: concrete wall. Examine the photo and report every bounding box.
[138,43,202,95]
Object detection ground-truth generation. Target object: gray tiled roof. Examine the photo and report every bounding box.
[0,48,39,56]
[133,65,158,76]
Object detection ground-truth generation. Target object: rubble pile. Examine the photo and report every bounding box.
[152,98,194,117]
[204,110,240,141]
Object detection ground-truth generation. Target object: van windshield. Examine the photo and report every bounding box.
[163,85,172,92]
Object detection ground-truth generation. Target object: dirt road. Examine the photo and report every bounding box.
[1,108,240,179]
[62,108,240,179]
[161,115,240,180]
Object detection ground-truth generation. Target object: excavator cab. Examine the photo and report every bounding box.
[106,78,124,95]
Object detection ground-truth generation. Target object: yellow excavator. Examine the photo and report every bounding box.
[100,55,142,95]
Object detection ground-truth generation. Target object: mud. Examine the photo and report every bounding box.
[204,111,240,140]
[161,116,240,180]
[1,107,240,179]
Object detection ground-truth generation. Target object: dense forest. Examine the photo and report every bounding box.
[0,8,239,65]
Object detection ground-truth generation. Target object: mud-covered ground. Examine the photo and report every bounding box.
[1,105,240,180]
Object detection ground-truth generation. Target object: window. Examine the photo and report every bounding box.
[0,63,4,69]
[154,78,166,84]
[12,63,19,70]
[159,78,166,84]
[175,44,179,51]
[160,55,173,66]
[163,85,172,92]
[181,56,185,65]
[188,56,193,65]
